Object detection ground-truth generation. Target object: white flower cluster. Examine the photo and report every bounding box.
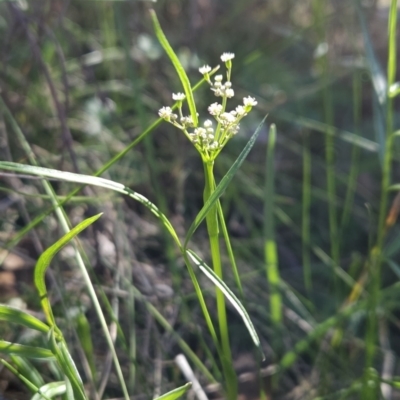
[158,53,257,160]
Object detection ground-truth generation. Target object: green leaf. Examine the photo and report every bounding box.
[0,304,50,333]
[357,3,386,164]
[186,249,264,358]
[0,162,181,249]
[75,313,96,380]
[184,116,267,247]
[31,382,66,400]
[10,355,45,390]
[34,214,102,327]
[264,124,282,324]
[154,382,192,400]
[0,341,53,359]
[48,331,87,400]
[150,9,198,126]
[0,358,51,400]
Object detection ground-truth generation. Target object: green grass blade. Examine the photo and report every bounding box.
[10,356,45,390]
[31,382,66,400]
[75,313,97,381]
[0,305,50,333]
[264,124,282,324]
[302,130,312,290]
[150,9,198,126]
[57,341,86,400]
[0,359,51,400]
[187,249,264,358]
[154,382,192,400]
[357,1,387,163]
[0,341,53,359]
[184,116,266,247]
[217,201,243,298]
[34,214,102,327]
[0,162,181,247]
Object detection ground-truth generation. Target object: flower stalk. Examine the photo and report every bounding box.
[158,52,257,400]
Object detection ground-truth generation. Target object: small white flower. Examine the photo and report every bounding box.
[204,120,213,128]
[158,106,173,119]
[215,75,223,82]
[221,112,236,123]
[221,52,235,62]
[208,103,223,116]
[172,93,186,101]
[225,81,232,88]
[225,88,234,98]
[243,96,257,107]
[199,65,212,74]
[235,105,247,116]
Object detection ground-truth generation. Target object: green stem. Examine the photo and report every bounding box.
[203,160,237,400]
[364,1,397,397]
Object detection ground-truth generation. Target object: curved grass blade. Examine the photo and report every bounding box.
[150,9,198,126]
[10,355,45,390]
[34,213,102,327]
[0,341,53,359]
[31,382,66,400]
[0,305,50,333]
[0,162,181,247]
[154,382,192,400]
[187,249,264,358]
[184,116,267,248]
[0,359,51,400]
[47,330,86,400]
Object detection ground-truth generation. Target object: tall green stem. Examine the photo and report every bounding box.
[364,1,397,397]
[203,160,237,400]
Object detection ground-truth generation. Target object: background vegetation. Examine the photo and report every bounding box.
[0,0,400,399]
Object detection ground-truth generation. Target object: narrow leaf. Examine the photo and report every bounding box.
[0,162,181,249]
[34,214,102,326]
[10,355,45,390]
[0,359,51,400]
[187,249,264,358]
[154,382,192,400]
[184,116,267,247]
[264,124,282,324]
[0,304,50,333]
[150,9,198,126]
[0,341,53,359]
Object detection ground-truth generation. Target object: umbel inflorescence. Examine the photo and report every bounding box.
[158,52,257,161]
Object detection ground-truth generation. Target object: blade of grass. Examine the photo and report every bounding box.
[186,249,264,358]
[264,124,282,325]
[0,359,51,400]
[150,9,198,126]
[0,342,53,359]
[154,382,192,400]
[302,130,312,291]
[0,305,50,334]
[357,1,387,164]
[34,214,102,328]
[10,356,45,390]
